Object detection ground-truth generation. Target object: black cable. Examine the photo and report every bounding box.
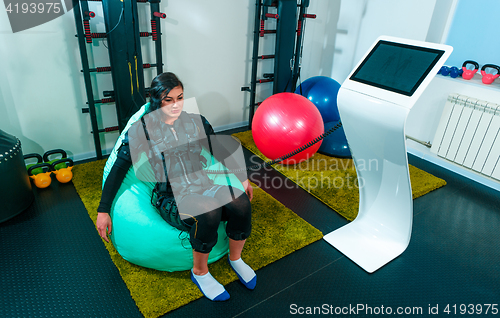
[205,121,343,174]
[102,8,124,49]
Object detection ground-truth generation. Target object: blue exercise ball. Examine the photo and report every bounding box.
[318,120,351,158]
[295,76,341,123]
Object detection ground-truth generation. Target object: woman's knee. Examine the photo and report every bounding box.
[224,197,252,240]
[227,195,251,219]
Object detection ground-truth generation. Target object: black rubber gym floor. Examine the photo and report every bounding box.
[1,133,499,317]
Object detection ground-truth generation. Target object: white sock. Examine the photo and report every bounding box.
[191,270,229,301]
[229,258,256,284]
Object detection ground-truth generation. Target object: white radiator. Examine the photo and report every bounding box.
[431,93,500,181]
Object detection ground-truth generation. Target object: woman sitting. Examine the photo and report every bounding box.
[96,72,256,301]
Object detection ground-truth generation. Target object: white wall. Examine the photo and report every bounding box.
[160,1,253,129]
[299,0,341,80]
[331,0,437,83]
[0,13,96,160]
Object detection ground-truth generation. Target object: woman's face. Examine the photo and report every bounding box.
[160,85,184,124]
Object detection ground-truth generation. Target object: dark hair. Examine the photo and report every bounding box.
[146,72,184,115]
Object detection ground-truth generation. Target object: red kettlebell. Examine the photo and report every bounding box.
[461,60,479,80]
[28,163,52,188]
[51,158,74,183]
[481,64,500,84]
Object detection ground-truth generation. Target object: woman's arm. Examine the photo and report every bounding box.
[96,133,133,242]
[241,179,253,201]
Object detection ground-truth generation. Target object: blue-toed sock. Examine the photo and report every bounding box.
[191,270,230,301]
[229,257,257,290]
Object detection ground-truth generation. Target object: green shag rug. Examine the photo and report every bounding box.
[72,159,323,318]
[233,130,447,221]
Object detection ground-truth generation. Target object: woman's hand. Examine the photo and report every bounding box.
[96,212,112,243]
[241,179,253,201]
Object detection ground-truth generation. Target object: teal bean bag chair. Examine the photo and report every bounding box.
[103,104,244,272]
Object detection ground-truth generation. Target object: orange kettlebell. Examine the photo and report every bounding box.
[28,163,52,188]
[51,158,74,183]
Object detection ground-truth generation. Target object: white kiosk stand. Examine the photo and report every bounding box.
[323,36,452,273]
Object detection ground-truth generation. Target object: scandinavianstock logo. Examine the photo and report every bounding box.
[3,0,74,33]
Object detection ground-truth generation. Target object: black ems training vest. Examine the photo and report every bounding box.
[140,112,213,203]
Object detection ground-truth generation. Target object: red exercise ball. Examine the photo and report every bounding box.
[252,92,324,164]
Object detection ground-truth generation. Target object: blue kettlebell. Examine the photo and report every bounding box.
[449,66,459,78]
[439,66,450,76]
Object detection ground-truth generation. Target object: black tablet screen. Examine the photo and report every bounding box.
[350,41,445,96]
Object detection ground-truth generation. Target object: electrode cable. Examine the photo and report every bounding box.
[204,121,343,174]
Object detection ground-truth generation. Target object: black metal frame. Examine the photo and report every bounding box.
[102,0,146,132]
[73,0,164,159]
[73,0,102,158]
[246,0,313,129]
[273,0,297,94]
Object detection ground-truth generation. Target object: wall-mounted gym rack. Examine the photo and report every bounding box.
[243,0,316,129]
[73,0,165,159]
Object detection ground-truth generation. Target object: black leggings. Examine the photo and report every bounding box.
[179,186,252,253]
